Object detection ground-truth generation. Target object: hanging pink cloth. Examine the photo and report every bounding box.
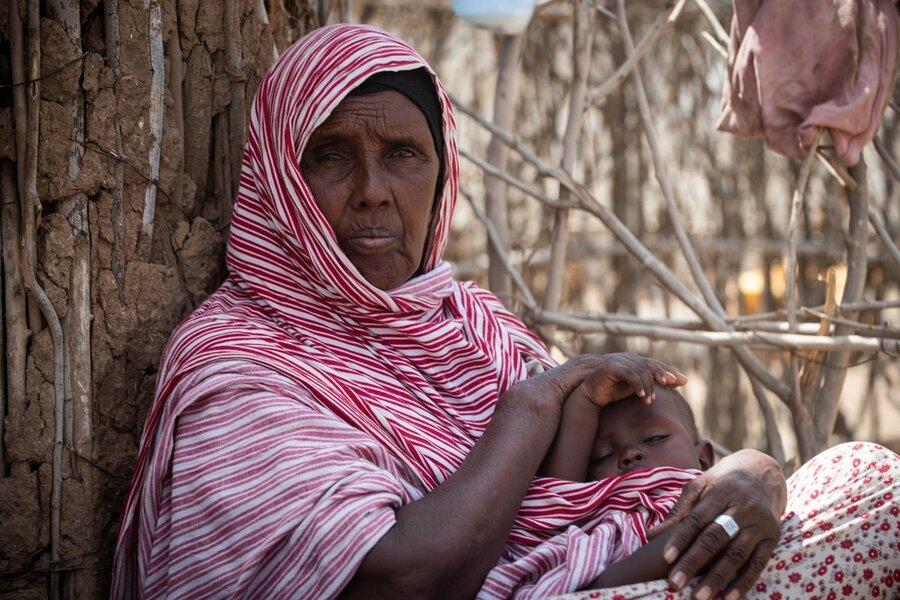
[717,0,899,166]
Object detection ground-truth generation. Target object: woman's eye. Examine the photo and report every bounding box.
[390,148,416,158]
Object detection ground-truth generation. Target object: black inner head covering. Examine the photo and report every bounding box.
[348,68,445,176]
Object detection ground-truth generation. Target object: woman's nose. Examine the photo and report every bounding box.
[353,157,391,209]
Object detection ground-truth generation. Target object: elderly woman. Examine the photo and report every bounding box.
[113,24,899,600]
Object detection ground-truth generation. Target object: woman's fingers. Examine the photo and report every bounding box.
[590,354,684,403]
[663,499,731,587]
[679,515,754,599]
[535,353,688,409]
[721,536,778,600]
[648,476,706,542]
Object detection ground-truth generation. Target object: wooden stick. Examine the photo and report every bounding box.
[800,269,837,400]
[18,2,66,596]
[544,3,592,320]
[533,310,898,353]
[458,148,578,210]
[868,207,900,269]
[732,299,900,325]
[749,375,785,466]
[105,0,126,295]
[5,0,31,481]
[141,0,164,258]
[874,135,900,182]
[459,187,538,310]
[784,130,822,453]
[700,30,727,59]
[562,309,899,339]
[483,33,523,304]
[691,0,730,43]
[587,7,678,107]
[616,0,721,319]
[814,159,871,454]
[816,148,857,190]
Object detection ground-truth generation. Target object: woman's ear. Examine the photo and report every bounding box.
[696,440,715,470]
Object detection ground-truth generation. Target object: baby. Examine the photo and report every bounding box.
[589,387,712,481]
[541,362,714,588]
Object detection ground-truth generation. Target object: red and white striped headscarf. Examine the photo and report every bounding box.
[135,20,551,493]
[113,24,694,598]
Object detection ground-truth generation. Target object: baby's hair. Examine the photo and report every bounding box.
[655,387,700,442]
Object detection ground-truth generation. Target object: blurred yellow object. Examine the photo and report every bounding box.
[738,267,766,314]
[769,261,786,301]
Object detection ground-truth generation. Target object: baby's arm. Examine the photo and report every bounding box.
[539,353,685,481]
[539,391,598,481]
[587,528,677,588]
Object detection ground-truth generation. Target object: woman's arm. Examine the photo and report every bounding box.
[647,449,786,600]
[589,528,678,588]
[341,355,678,600]
[341,354,685,599]
[340,358,583,600]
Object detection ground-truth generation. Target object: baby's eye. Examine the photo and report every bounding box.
[645,435,668,444]
[593,451,613,463]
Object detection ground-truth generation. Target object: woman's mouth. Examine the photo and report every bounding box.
[345,229,396,252]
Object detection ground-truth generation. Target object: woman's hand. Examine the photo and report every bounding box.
[647,449,786,600]
[566,352,686,408]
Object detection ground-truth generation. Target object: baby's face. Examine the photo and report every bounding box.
[588,390,709,481]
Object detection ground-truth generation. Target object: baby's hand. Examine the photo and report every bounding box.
[571,353,686,408]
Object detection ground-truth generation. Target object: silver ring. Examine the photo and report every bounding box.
[714,514,740,539]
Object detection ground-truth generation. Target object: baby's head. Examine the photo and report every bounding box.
[588,387,714,481]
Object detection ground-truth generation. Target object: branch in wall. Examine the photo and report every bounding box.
[543,1,593,331]
[141,0,164,259]
[5,0,30,481]
[483,33,523,305]
[813,160,871,457]
[587,2,682,108]
[533,310,898,353]
[15,2,67,597]
[105,0,126,296]
[784,130,823,458]
[460,186,538,311]
[226,0,247,217]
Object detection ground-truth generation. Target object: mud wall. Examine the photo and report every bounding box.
[0,1,314,596]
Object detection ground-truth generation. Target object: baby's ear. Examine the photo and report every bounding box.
[696,440,715,470]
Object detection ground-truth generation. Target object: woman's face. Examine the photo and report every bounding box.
[299,90,441,291]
